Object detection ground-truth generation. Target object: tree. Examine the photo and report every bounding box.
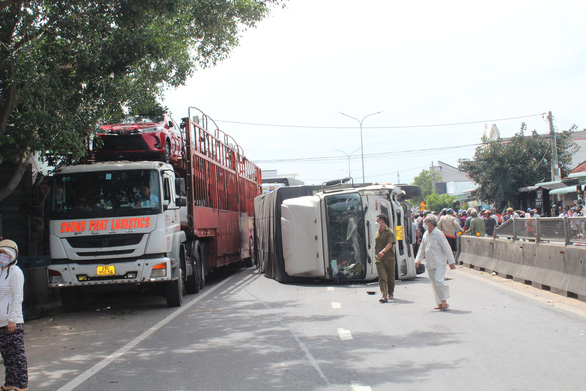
[425,191,457,212]
[412,169,443,206]
[0,0,282,201]
[458,124,578,211]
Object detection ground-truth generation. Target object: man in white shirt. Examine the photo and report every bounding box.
[415,215,456,310]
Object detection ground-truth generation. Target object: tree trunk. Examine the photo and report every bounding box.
[0,152,31,203]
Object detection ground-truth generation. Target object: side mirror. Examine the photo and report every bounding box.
[175,178,186,196]
[175,196,187,207]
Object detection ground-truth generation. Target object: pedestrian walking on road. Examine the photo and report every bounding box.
[0,240,28,391]
[415,215,456,310]
[374,214,396,303]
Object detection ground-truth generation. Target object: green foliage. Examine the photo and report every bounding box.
[0,0,282,168]
[425,191,457,212]
[459,123,578,210]
[412,169,443,205]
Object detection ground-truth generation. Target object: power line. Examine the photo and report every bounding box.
[300,164,432,182]
[253,143,481,164]
[218,113,546,130]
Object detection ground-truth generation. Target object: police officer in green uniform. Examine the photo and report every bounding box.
[375,214,396,303]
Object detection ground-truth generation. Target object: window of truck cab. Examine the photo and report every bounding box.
[324,192,366,279]
[51,169,162,219]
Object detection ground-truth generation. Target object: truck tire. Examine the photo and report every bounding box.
[185,255,200,294]
[61,287,83,313]
[199,255,206,289]
[165,268,184,307]
[396,184,422,199]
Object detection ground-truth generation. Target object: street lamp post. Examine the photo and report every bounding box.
[335,148,361,178]
[339,111,383,183]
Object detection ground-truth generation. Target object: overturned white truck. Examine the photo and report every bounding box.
[254,180,423,283]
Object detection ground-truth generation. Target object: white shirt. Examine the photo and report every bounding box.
[0,264,24,326]
[415,227,455,269]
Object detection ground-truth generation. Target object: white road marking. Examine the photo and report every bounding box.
[331,302,341,309]
[57,271,247,391]
[351,385,372,391]
[338,328,353,340]
[327,287,335,291]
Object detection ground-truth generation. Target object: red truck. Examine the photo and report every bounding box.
[48,107,261,311]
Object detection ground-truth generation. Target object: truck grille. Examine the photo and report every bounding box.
[67,234,144,248]
[99,135,149,151]
[76,250,135,257]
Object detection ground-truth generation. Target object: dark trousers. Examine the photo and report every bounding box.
[0,324,28,389]
[376,257,396,298]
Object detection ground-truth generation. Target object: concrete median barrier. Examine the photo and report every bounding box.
[458,236,586,302]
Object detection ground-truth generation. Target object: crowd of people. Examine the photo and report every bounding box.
[411,208,500,248]
[410,203,585,252]
[554,204,584,217]
[415,205,581,240]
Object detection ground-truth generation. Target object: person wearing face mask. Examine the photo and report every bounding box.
[0,240,28,391]
[374,214,396,303]
[414,215,456,310]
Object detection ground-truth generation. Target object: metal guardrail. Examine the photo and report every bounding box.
[494,217,586,245]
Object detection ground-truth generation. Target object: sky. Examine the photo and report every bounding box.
[164,0,586,186]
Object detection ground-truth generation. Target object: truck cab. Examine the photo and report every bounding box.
[48,161,187,310]
[278,184,418,281]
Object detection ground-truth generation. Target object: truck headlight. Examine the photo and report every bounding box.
[49,269,65,285]
[150,262,167,278]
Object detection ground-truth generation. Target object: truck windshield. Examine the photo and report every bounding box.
[51,169,161,219]
[325,192,366,279]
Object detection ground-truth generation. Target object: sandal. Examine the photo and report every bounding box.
[379,298,388,303]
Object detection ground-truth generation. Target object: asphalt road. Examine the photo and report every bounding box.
[17,266,586,391]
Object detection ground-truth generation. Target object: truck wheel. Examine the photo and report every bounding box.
[61,287,83,313]
[165,268,184,307]
[199,256,205,289]
[185,255,200,294]
[396,184,422,199]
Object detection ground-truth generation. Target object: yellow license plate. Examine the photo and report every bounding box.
[97,265,115,276]
[395,226,404,240]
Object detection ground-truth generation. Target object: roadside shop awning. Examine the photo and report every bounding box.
[568,172,586,183]
[549,186,579,195]
[535,180,567,190]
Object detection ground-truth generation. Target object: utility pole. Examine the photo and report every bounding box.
[335,148,361,179]
[431,162,436,192]
[548,111,560,181]
[339,111,383,183]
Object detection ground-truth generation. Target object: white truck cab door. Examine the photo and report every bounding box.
[363,195,385,278]
[281,196,326,277]
[365,194,416,280]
